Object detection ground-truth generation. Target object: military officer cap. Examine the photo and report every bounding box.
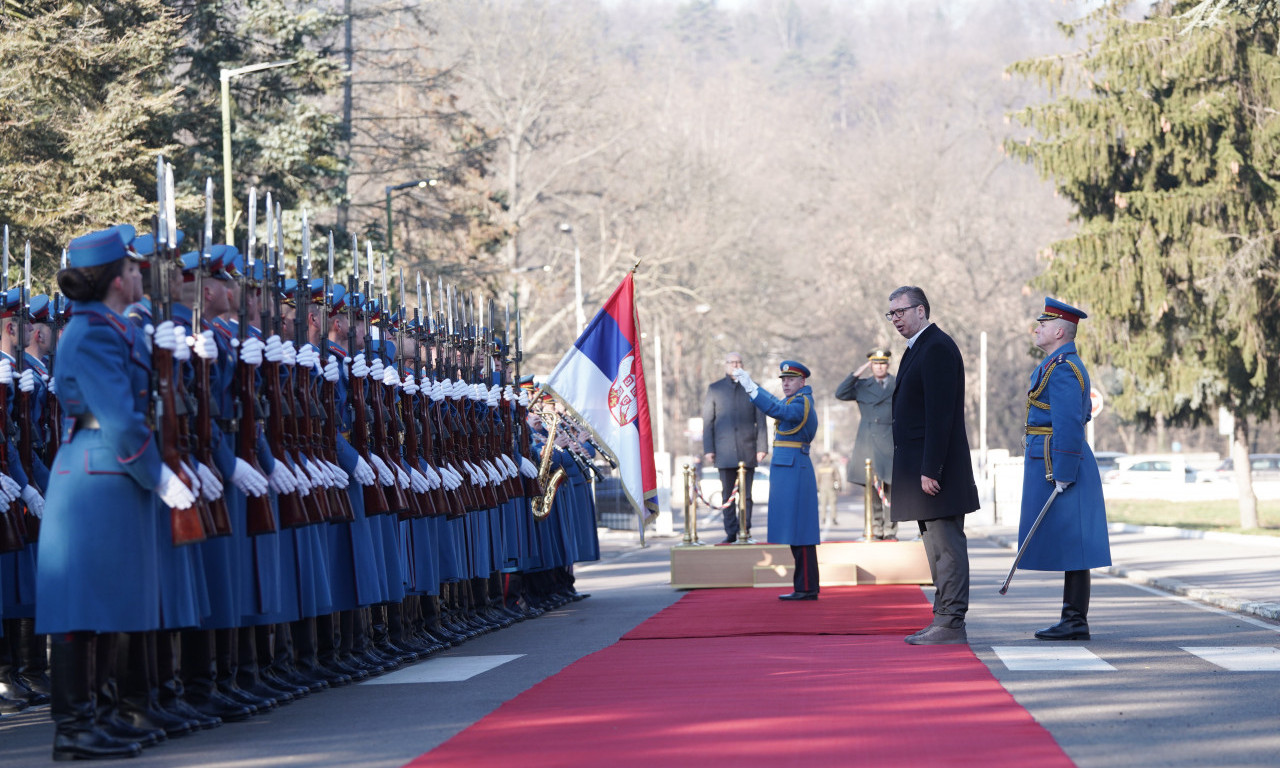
[518,374,536,391]
[867,347,891,362]
[1038,297,1088,324]
[329,283,348,314]
[778,360,810,378]
[27,294,50,322]
[280,277,299,305]
[213,246,241,280]
[67,225,141,269]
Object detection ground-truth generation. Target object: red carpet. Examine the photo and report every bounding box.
[406,587,1075,768]
[623,585,930,639]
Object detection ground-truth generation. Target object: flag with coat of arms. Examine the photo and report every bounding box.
[543,271,659,522]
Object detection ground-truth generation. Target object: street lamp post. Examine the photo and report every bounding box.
[220,59,295,245]
[559,222,585,335]
[385,178,438,255]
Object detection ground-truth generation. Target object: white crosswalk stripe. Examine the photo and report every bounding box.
[1181,647,1280,672]
[360,654,525,684]
[992,646,1115,672]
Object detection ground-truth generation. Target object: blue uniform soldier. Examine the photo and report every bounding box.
[732,361,821,600]
[1017,298,1112,641]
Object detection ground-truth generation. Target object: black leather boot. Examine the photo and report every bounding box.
[116,631,194,738]
[156,630,220,731]
[7,617,51,702]
[1035,570,1092,641]
[0,626,30,714]
[96,633,165,748]
[50,632,142,761]
[180,629,252,722]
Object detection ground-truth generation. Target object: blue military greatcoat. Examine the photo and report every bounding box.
[37,301,162,634]
[750,385,820,546]
[1017,341,1111,571]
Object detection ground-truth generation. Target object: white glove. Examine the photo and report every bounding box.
[48,376,56,396]
[350,353,369,379]
[231,458,269,497]
[18,368,36,393]
[732,368,758,397]
[409,467,430,493]
[0,358,12,388]
[192,330,218,361]
[1055,480,1072,493]
[0,474,21,504]
[518,391,530,407]
[290,459,312,495]
[153,321,176,351]
[402,373,419,396]
[394,463,411,489]
[503,385,516,402]
[325,460,349,488]
[368,453,395,486]
[281,340,297,366]
[442,463,463,491]
[452,380,467,399]
[352,456,376,486]
[499,453,519,478]
[171,326,191,362]
[369,357,385,382]
[240,337,265,367]
[264,335,283,363]
[429,380,445,403]
[296,345,319,372]
[323,355,340,383]
[158,465,198,510]
[383,366,400,387]
[303,456,329,487]
[519,455,538,478]
[195,461,224,501]
[483,459,503,485]
[420,462,442,489]
[20,485,43,519]
[269,461,298,494]
[487,385,501,407]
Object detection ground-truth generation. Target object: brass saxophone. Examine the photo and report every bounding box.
[531,411,567,520]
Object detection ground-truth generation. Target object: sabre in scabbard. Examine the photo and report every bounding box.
[999,486,1062,595]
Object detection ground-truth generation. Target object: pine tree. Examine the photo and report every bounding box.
[1006,0,1280,528]
[0,1,183,281]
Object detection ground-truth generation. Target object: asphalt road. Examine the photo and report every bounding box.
[2,499,1277,767]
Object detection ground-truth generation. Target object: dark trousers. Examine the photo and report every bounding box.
[918,515,968,628]
[719,467,755,540]
[790,545,819,595]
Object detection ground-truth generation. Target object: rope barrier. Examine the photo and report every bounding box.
[692,476,740,511]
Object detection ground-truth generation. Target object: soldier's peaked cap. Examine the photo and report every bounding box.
[778,360,810,378]
[1038,297,1088,324]
[867,347,891,362]
[67,225,141,269]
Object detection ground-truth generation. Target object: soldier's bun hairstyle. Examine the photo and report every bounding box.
[57,258,126,303]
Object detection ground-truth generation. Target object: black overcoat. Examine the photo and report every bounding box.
[889,324,979,522]
[701,376,769,468]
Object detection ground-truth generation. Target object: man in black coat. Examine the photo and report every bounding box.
[702,352,769,543]
[835,347,896,540]
[887,286,979,645]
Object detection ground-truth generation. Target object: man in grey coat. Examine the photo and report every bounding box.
[835,347,896,540]
[702,352,769,543]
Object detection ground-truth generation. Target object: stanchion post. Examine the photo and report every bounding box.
[736,461,752,544]
[864,459,874,542]
[680,463,693,546]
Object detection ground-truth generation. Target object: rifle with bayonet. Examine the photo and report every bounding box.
[366,249,410,517]
[237,187,277,536]
[291,215,333,523]
[319,233,354,522]
[13,240,39,540]
[151,158,209,545]
[0,227,26,553]
[393,272,431,518]
[257,197,309,528]
[191,178,232,537]
[419,282,464,517]
[345,241,390,516]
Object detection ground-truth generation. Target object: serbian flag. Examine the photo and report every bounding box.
[543,272,659,523]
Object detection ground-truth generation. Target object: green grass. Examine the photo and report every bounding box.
[1106,499,1280,536]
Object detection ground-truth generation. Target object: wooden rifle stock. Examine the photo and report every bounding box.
[14,386,39,540]
[193,355,232,537]
[154,345,207,546]
[319,377,354,522]
[262,360,309,528]
[368,374,410,517]
[290,364,332,523]
[0,380,27,553]
[386,378,427,518]
[348,372,391,516]
[237,358,276,535]
[401,385,442,516]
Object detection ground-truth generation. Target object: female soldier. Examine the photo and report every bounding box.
[37,226,198,761]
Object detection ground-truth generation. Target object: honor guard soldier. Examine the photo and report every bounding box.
[1017,298,1111,640]
[835,347,896,539]
[731,361,821,600]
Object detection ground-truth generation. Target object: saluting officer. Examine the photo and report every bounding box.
[835,347,896,540]
[1017,298,1111,641]
[732,361,821,601]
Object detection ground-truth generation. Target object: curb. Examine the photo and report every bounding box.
[982,529,1280,624]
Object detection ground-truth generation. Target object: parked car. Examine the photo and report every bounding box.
[1213,454,1280,482]
[1094,451,1127,477]
[698,465,772,508]
[1103,457,1202,484]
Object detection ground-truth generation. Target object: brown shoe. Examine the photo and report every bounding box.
[904,625,967,645]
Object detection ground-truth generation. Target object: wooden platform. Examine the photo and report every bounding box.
[670,540,932,589]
